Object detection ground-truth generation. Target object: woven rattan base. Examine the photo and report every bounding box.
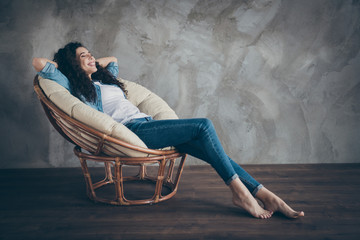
[74,146,186,205]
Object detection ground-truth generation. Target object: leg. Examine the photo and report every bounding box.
[126,118,272,218]
[176,138,273,219]
[178,141,264,196]
[126,118,259,189]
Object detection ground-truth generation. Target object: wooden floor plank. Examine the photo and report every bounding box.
[1,164,360,240]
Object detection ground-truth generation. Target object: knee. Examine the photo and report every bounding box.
[198,118,214,131]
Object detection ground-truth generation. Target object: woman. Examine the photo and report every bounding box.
[33,42,304,219]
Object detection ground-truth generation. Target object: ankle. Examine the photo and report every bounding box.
[256,187,276,202]
[229,178,248,193]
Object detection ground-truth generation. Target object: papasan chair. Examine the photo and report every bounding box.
[33,75,186,205]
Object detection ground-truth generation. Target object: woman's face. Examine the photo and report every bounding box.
[76,47,97,77]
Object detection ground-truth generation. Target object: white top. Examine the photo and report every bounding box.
[94,82,148,124]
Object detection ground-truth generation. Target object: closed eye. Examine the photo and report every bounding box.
[80,52,92,58]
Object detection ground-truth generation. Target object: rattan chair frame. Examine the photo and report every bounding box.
[34,75,186,205]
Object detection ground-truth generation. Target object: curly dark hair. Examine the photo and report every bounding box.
[53,42,127,103]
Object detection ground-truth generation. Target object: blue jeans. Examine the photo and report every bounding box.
[125,117,263,196]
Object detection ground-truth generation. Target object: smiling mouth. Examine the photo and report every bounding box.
[88,62,96,67]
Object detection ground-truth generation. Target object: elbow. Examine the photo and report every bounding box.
[111,56,118,63]
[32,57,40,68]
[32,58,44,72]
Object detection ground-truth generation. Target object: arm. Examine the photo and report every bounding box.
[33,58,71,92]
[32,58,58,72]
[96,56,118,68]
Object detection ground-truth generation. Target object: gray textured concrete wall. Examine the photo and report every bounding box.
[0,0,359,168]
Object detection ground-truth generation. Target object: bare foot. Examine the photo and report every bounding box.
[256,187,305,219]
[230,179,273,219]
[232,192,273,219]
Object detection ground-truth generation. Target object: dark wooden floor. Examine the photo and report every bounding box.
[1,164,360,240]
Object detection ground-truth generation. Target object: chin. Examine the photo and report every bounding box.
[89,68,97,74]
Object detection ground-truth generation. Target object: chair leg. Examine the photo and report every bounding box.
[165,158,175,184]
[138,163,146,180]
[79,157,96,201]
[104,162,114,182]
[114,161,129,205]
[153,159,167,203]
[173,154,187,191]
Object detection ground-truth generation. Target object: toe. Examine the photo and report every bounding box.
[296,211,305,217]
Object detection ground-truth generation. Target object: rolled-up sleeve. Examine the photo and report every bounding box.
[106,62,119,78]
[38,62,71,92]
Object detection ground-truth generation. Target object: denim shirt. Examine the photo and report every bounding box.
[38,61,119,112]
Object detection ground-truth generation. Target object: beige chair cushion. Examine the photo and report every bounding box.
[39,77,178,157]
[123,79,178,120]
